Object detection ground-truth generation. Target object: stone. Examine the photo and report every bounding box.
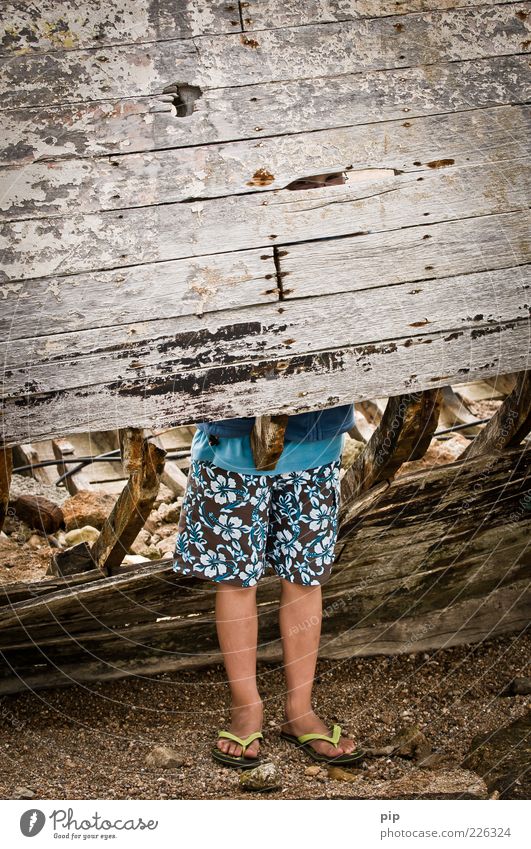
[304,765,321,777]
[64,525,100,546]
[157,502,182,523]
[389,725,432,761]
[13,786,36,800]
[62,490,116,531]
[501,677,531,696]
[239,761,281,792]
[328,766,364,782]
[122,554,150,566]
[462,711,530,799]
[27,533,43,549]
[145,746,185,769]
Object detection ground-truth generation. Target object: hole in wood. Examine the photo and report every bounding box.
[285,172,346,191]
[161,82,202,117]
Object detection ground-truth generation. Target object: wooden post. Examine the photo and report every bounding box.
[90,428,166,576]
[339,389,442,525]
[460,370,531,460]
[0,446,13,533]
[250,414,289,471]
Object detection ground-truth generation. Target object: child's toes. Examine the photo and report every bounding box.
[244,740,260,759]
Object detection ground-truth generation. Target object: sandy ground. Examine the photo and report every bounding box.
[0,634,528,800]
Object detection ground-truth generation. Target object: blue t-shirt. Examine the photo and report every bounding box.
[190,428,345,476]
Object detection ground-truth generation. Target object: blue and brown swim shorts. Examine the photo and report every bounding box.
[172,458,342,587]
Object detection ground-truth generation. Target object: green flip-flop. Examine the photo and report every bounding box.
[212,730,264,770]
[280,723,364,765]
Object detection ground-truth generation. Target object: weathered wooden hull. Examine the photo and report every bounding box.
[0,445,528,695]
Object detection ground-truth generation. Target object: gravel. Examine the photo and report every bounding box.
[0,634,528,800]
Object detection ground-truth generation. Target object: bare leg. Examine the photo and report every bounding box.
[215,583,263,759]
[279,580,356,757]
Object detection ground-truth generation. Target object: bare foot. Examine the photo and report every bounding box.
[282,709,357,758]
[217,701,263,760]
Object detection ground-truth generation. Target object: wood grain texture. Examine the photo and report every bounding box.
[3,264,528,396]
[240,0,519,29]
[3,53,528,167]
[2,105,528,220]
[460,370,531,458]
[2,159,528,283]
[0,1,241,57]
[1,320,529,448]
[1,4,528,108]
[2,212,528,341]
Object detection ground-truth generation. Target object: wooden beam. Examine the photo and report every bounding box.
[2,317,529,449]
[89,428,166,576]
[1,4,526,107]
[0,446,13,532]
[250,415,289,470]
[460,370,531,460]
[52,437,93,494]
[339,389,442,524]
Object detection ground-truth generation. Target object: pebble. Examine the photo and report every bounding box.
[304,765,321,777]
[239,762,281,792]
[145,746,185,769]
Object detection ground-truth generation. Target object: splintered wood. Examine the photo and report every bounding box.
[0,0,529,448]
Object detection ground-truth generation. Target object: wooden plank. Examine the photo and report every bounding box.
[1,4,528,108]
[3,210,527,341]
[0,248,278,339]
[280,211,531,299]
[2,158,528,282]
[3,53,528,167]
[241,0,519,30]
[1,319,529,448]
[0,1,241,57]
[3,264,528,395]
[2,104,528,221]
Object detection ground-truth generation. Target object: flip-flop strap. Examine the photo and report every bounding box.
[217,730,263,754]
[297,724,341,747]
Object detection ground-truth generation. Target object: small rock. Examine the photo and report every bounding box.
[328,766,364,783]
[13,786,35,800]
[62,490,116,531]
[122,554,150,566]
[462,712,530,799]
[157,502,182,523]
[27,533,43,549]
[64,525,100,546]
[239,761,281,792]
[145,746,185,769]
[501,677,531,696]
[389,725,432,762]
[304,765,321,777]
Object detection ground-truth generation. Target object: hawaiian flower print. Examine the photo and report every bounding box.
[172,458,341,587]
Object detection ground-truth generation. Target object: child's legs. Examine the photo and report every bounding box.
[216,583,261,708]
[215,583,263,757]
[279,579,322,715]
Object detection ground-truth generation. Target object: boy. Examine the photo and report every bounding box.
[172,404,363,768]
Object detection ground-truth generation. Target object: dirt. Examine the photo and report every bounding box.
[0,634,528,800]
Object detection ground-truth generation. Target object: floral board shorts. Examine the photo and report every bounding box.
[172,458,342,587]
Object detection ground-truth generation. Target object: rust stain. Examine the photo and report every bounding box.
[248,168,275,186]
[426,158,455,169]
[410,319,431,327]
[516,10,528,19]
[240,35,259,48]
[393,23,404,31]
